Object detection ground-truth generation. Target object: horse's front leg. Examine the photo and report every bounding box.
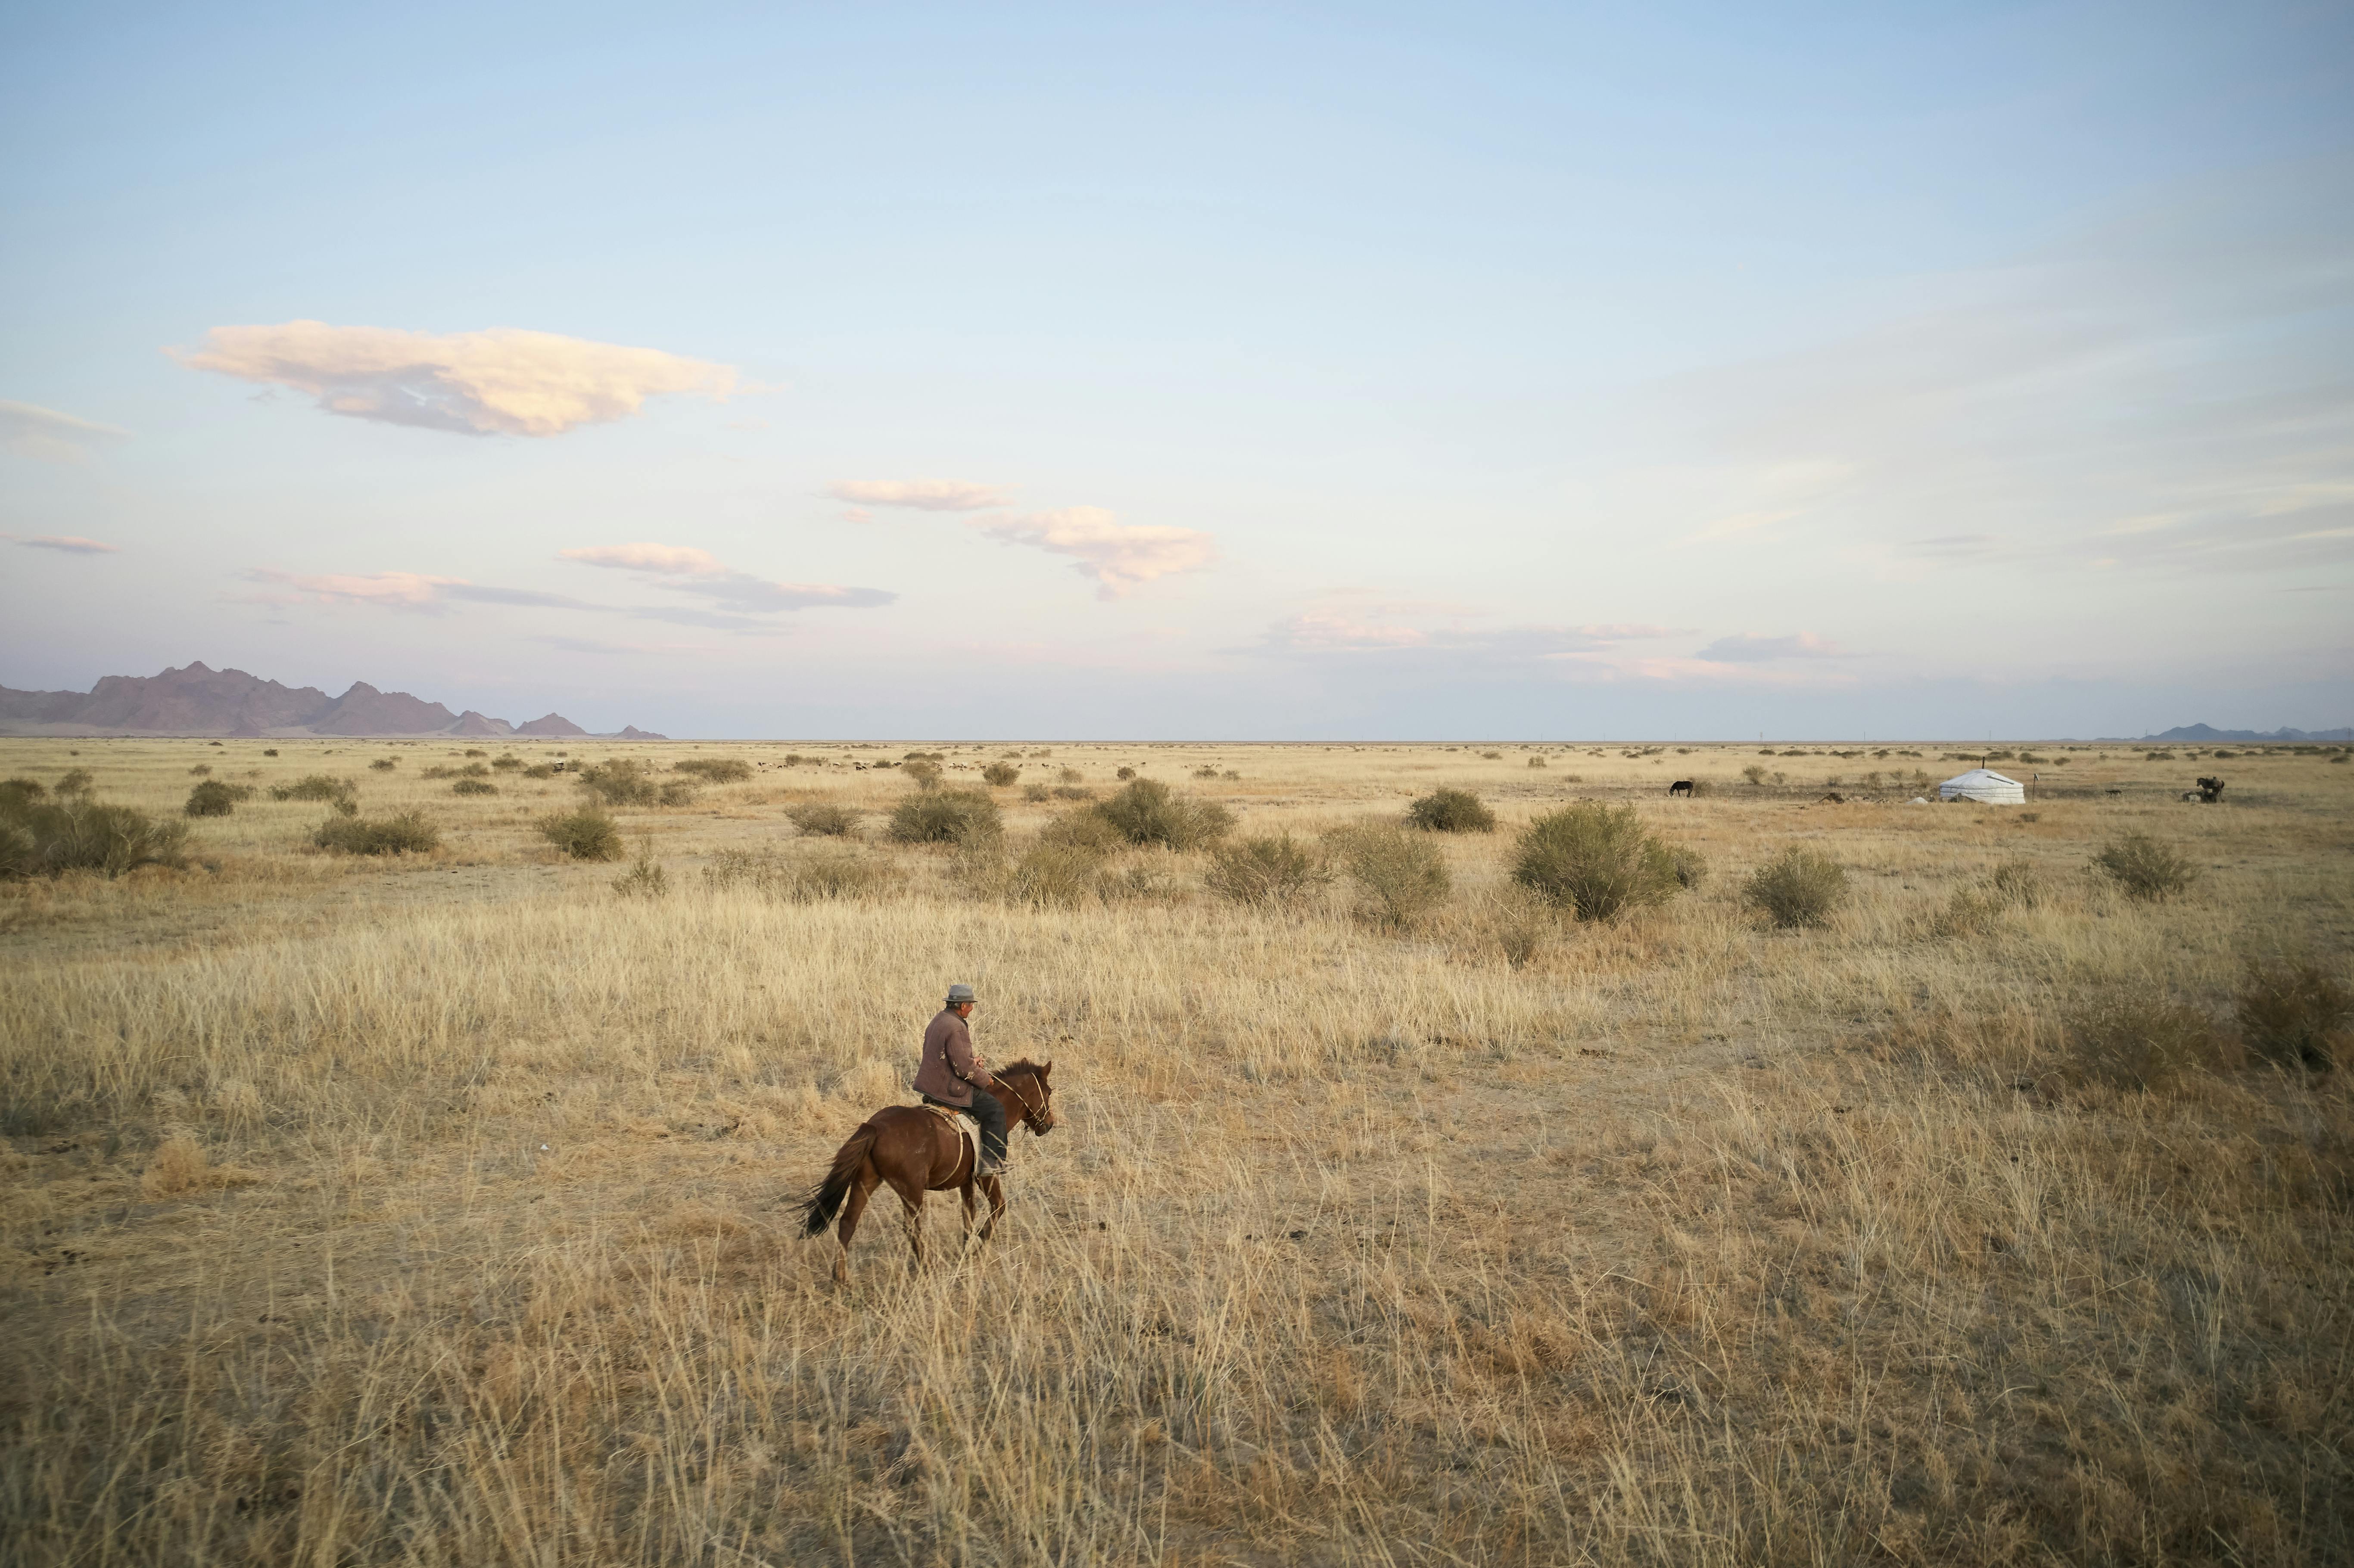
[889,1176,926,1272]
[959,1178,980,1239]
[978,1173,1006,1241]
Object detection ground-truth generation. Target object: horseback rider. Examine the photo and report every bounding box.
[914,983,1008,1174]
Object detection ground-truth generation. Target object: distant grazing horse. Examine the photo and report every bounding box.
[1668,780,1695,796]
[794,1060,1058,1281]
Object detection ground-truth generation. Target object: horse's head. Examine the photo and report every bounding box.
[1001,1059,1058,1135]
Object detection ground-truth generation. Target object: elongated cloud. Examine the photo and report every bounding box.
[977,507,1215,599]
[174,321,736,437]
[1,400,129,463]
[14,535,118,554]
[560,541,893,611]
[1694,631,1848,663]
[825,479,1011,512]
[246,569,463,610]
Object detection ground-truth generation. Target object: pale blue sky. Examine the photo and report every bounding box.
[4,2,2348,737]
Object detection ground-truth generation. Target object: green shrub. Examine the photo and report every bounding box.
[537,809,623,860]
[785,802,862,837]
[370,758,397,771]
[982,762,1020,787]
[312,812,438,856]
[1205,833,1330,907]
[184,780,252,816]
[901,759,944,790]
[782,753,808,766]
[1510,803,1680,921]
[0,779,47,813]
[262,749,278,757]
[576,759,660,806]
[2092,832,2198,901]
[674,756,752,783]
[1741,847,1848,929]
[0,793,189,878]
[270,774,354,803]
[522,763,555,779]
[451,778,498,796]
[1334,824,1450,926]
[1406,788,1496,833]
[464,749,487,758]
[2066,996,2235,1091]
[2236,957,2349,1071]
[1116,766,1137,781]
[888,787,1001,845]
[1094,778,1233,850]
[56,769,93,796]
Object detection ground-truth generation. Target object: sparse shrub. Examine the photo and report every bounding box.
[1095,778,1233,850]
[2092,832,2198,902]
[523,763,555,779]
[262,748,279,757]
[576,759,659,806]
[56,769,93,796]
[901,759,944,790]
[1116,766,1137,781]
[464,749,487,758]
[1224,770,1241,781]
[1193,765,1220,779]
[1528,756,1547,768]
[537,809,623,860]
[657,780,699,806]
[785,802,862,837]
[1004,841,1108,908]
[1053,784,1094,800]
[887,787,1001,846]
[270,774,355,803]
[1205,833,1331,906]
[1510,803,1680,921]
[490,753,524,772]
[370,758,397,771]
[1988,859,2052,908]
[312,812,438,856]
[2065,995,2235,1091]
[674,756,751,783]
[184,780,252,816]
[1406,788,1496,833]
[0,779,47,812]
[1741,847,1848,929]
[704,847,896,902]
[1058,767,1083,784]
[451,778,498,796]
[983,762,1020,787]
[1022,783,1051,802]
[1334,824,1451,927]
[2236,957,2349,1070]
[188,763,212,776]
[0,792,189,878]
[2331,753,2349,765]
[1669,845,1707,890]
[613,842,668,898]
[1040,809,1126,855]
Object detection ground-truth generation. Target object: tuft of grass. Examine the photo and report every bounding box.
[887,787,1001,846]
[982,762,1020,787]
[269,774,355,803]
[1510,803,1681,921]
[1987,858,2052,908]
[369,758,398,771]
[2236,957,2349,1071]
[1205,833,1331,907]
[2092,832,2199,901]
[1669,844,1708,890]
[1332,824,1450,927]
[612,842,668,898]
[1405,788,1496,833]
[1093,778,1233,850]
[1742,846,1848,929]
[785,802,862,837]
[537,810,623,861]
[704,847,897,902]
[312,812,439,856]
[674,757,751,783]
[184,780,253,817]
[2064,995,2236,1092]
[451,778,498,797]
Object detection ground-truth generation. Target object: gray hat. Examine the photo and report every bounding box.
[946,983,977,1005]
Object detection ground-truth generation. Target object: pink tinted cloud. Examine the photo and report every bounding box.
[558,543,725,575]
[16,535,118,554]
[976,507,1216,598]
[825,479,1011,511]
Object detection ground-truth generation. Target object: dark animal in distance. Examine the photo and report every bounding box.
[2195,776,2226,803]
[794,1060,1058,1282]
[1668,780,1694,796]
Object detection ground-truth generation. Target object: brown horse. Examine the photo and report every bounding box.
[793,1060,1057,1281]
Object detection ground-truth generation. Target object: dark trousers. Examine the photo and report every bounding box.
[924,1089,1008,1170]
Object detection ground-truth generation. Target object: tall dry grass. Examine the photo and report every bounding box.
[1,737,2349,1564]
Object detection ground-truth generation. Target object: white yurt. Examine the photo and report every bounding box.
[1939,768,2026,804]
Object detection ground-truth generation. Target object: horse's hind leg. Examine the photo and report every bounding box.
[889,1175,928,1272]
[978,1173,1006,1241]
[832,1167,881,1285]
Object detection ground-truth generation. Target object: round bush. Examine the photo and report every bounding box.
[1741,847,1847,928]
[184,780,251,817]
[2091,832,2198,902]
[1094,778,1233,850]
[785,802,862,837]
[313,812,439,856]
[537,809,624,860]
[1205,833,1331,906]
[451,778,498,796]
[1510,803,1680,921]
[674,756,752,783]
[1335,825,1450,926]
[1406,788,1496,833]
[982,762,1020,787]
[887,787,1001,845]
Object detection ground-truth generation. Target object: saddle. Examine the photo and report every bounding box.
[918,1101,983,1171]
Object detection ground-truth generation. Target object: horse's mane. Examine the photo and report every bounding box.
[996,1058,1046,1077]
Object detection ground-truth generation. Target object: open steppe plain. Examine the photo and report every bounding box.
[2,736,2349,1566]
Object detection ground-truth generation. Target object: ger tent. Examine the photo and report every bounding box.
[1939,768,2025,804]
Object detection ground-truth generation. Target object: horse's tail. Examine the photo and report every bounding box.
[793,1121,880,1238]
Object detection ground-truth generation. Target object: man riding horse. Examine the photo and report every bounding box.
[915,983,1008,1174]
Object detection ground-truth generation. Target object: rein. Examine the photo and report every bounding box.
[996,1069,1049,1133]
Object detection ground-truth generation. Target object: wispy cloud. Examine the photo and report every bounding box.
[244,569,463,610]
[12,534,119,554]
[1693,631,1849,663]
[825,479,1011,512]
[173,321,737,437]
[1898,534,2000,559]
[0,401,129,463]
[559,541,894,612]
[1259,615,1681,661]
[977,507,1216,599]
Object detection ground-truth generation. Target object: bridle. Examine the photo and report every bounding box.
[996,1068,1051,1134]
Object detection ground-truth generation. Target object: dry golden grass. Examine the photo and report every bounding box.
[2,736,2349,1565]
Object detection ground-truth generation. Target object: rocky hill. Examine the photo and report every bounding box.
[2142,722,2353,743]
[0,663,663,739]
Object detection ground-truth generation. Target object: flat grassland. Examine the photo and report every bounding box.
[3,737,2349,1566]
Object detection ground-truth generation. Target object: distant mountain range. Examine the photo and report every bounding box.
[0,662,667,740]
[2139,723,2354,743]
